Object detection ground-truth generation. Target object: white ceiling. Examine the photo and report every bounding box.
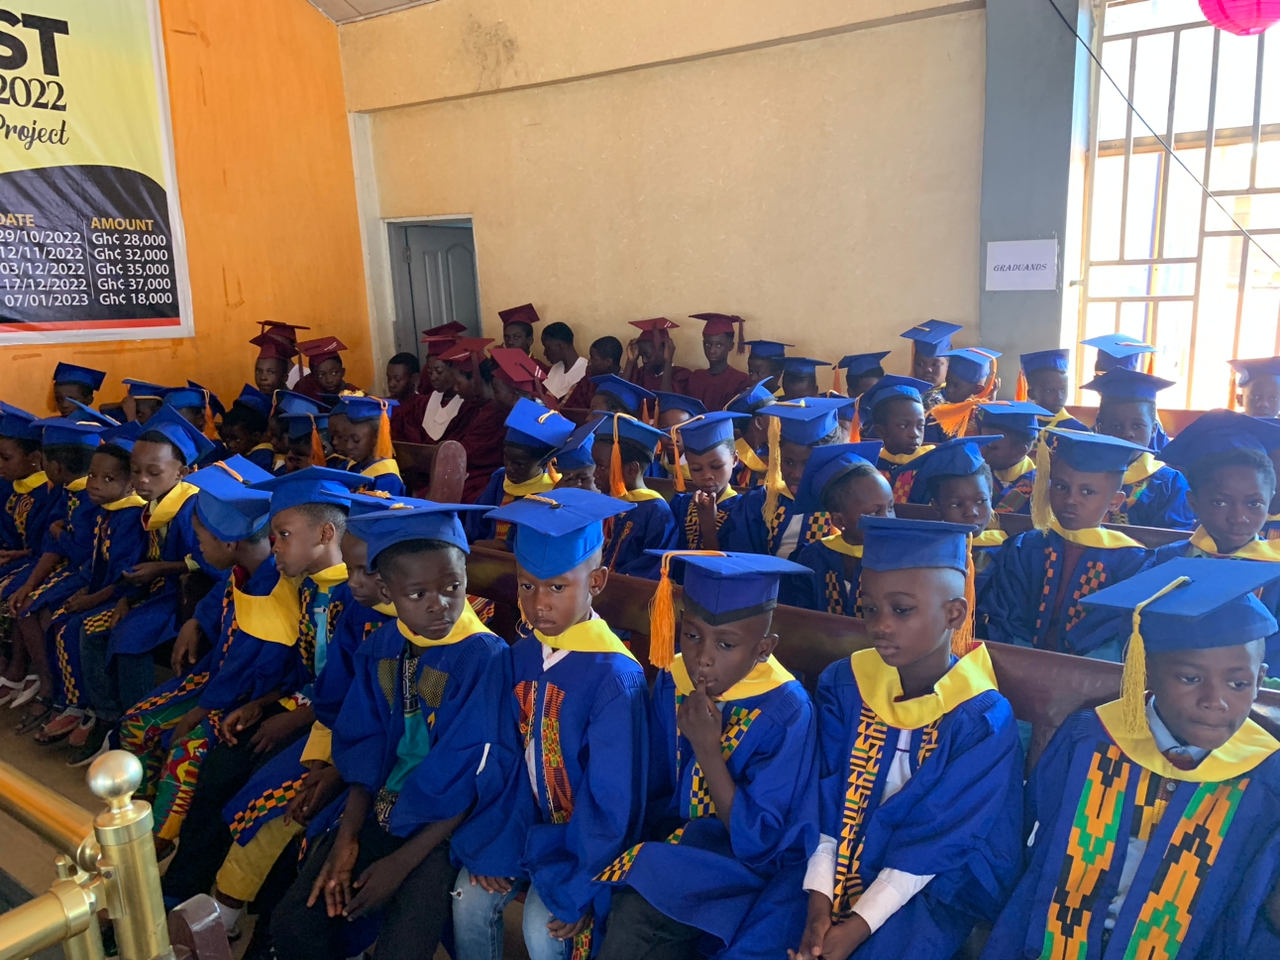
[306,0,437,24]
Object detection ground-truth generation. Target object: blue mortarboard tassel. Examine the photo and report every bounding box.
[53,362,107,391]
[900,320,963,359]
[347,500,491,563]
[487,488,634,580]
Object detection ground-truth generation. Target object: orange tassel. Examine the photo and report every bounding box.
[547,461,561,485]
[668,418,693,493]
[202,398,218,441]
[847,396,861,442]
[375,400,395,461]
[1015,370,1028,402]
[1145,353,1155,376]
[1228,370,1239,411]
[309,416,327,467]
[951,539,978,657]
[609,416,628,499]
[648,550,726,669]
[831,365,842,395]
[928,399,979,439]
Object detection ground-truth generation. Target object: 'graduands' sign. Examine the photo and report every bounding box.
[0,0,192,344]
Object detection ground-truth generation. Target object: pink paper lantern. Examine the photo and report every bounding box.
[1199,0,1280,35]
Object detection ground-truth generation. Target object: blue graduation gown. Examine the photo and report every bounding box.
[500,630,651,931]
[720,487,837,561]
[981,707,1280,960]
[980,527,1152,658]
[599,661,817,960]
[671,489,754,551]
[466,467,507,542]
[1105,463,1196,530]
[349,460,406,498]
[814,654,1023,959]
[877,450,934,506]
[602,493,677,580]
[26,481,101,611]
[245,444,276,472]
[0,474,54,592]
[780,538,861,616]
[992,462,1036,516]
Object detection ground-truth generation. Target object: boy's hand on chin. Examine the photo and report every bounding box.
[678,679,722,755]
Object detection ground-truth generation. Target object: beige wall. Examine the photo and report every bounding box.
[345,0,986,378]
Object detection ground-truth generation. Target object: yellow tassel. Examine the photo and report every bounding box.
[848,395,861,443]
[374,400,395,461]
[1015,370,1028,402]
[610,416,628,499]
[951,538,977,658]
[310,416,327,467]
[547,461,561,485]
[1031,432,1054,532]
[1121,576,1189,735]
[647,550,726,669]
[763,414,783,525]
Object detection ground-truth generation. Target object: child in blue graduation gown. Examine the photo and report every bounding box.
[597,551,817,960]
[899,320,961,413]
[0,404,55,606]
[466,398,571,543]
[327,394,406,497]
[726,382,774,489]
[982,559,1280,960]
[1082,332,1170,449]
[37,437,147,747]
[722,397,851,560]
[1083,368,1194,529]
[974,400,1050,516]
[981,429,1153,660]
[794,518,1023,960]
[648,391,703,484]
[778,442,891,616]
[268,501,513,960]
[452,489,650,960]
[590,413,677,579]
[1230,356,1280,420]
[924,347,1000,445]
[855,377,937,505]
[667,412,757,552]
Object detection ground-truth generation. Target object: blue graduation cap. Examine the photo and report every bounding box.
[1021,349,1070,375]
[38,417,105,448]
[837,352,891,377]
[53,363,106,391]
[347,500,491,563]
[1229,357,1280,386]
[63,400,120,429]
[273,390,330,417]
[908,436,1002,504]
[188,456,275,542]
[763,397,853,445]
[589,375,655,416]
[857,375,933,422]
[1081,368,1176,403]
[101,421,142,452]
[330,395,396,423]
[860,516,978,574]
[900,320,962,359]
[725,382,776,415]
[123,379,166,401]
[487,488,634,579]
[504,398,574,452]
[654,392,705,417]
[0,402,44,442]
[939,347,1000,383]
[1081,333,1155,371]
[1081,557,1280,653]
[651,551,809,625]
[233,385,273,419]
[674,412,748,454]
[247,465,367,517]
[1044,427,1148,473]
[793,441,884,514]
[187,381,225,419]
[281,412,328,442]
[743,340,792,359]
[546,417,601,471]
[590,412,666,450]
[780,357,831,377]
[161,386,206,412]
[137,405,216,465]
[976,400,1051,437]
[1155,409,1280,467]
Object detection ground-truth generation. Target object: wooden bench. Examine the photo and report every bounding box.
[392,440,467,503]
[466,546,1280,762]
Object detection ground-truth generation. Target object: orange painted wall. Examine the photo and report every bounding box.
[0,0,370,414]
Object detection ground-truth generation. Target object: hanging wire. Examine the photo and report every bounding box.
[1042,0,1280,272]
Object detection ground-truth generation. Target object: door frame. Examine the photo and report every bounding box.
[386,216,483,358]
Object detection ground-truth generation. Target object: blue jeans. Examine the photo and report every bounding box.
[79,626,154,724]
[451,868,573,960]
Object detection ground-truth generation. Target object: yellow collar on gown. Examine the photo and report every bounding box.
[66,476,88,493]
[994,456,1035,484]
[234,575,304,646]
[1188,526,1280,562]
[736,437,767,473]
[145,481,199,530]
[671,653,794,701]
[820,534,862,558]
[1096,699,1280,782]
[104,494,147,512]
[1049,518,1145,550]
[13,471,47,495]
[307,563,349,590]
[973,529,1008,548]
[504,471,555,498]
[1124,452,1162,485]
[622,487,664,503]
[535,616,636,661]
[399,602,489,647]
[850,643,999,730]
[360,458,401,479]
[879,446,935,466]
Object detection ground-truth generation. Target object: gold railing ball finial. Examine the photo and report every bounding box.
[86,751,142,813]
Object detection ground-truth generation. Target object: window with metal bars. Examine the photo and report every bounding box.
[1077,0,1280,409]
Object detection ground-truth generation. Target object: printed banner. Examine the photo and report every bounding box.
[0,0,192,343]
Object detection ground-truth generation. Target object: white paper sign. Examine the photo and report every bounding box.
[986,239,1059,291]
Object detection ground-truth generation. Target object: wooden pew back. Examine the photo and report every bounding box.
[393,440,468,503]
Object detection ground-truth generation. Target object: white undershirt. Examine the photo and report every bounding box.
[422,391,464,441]
[803,728,935,932]
[776,512,805,560]
[544,356,588,400]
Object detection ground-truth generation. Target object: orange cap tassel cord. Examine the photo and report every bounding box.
[609,416,629,499]
[375,399,396,461]
[648,550,727,669]
[309,415,327,467]
[847,396,861,443]
[929,351,999,439]
[1015,370,1028,403]
[951,538,978,658]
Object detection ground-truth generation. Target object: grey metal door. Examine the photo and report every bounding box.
[389,222,481,359]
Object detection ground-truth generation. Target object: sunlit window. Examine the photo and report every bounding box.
[1078,0,1280,409]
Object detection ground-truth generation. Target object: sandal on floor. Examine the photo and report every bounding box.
[7,675,40,709]
[0,674,32,707]
[66,711,97,749]
[34,708,83,744]
[15,695,53,734]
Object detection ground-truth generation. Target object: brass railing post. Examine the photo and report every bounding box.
[86,752,173,960]
[52,857,104,960]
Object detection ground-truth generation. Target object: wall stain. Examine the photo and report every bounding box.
[460,15,520,93]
